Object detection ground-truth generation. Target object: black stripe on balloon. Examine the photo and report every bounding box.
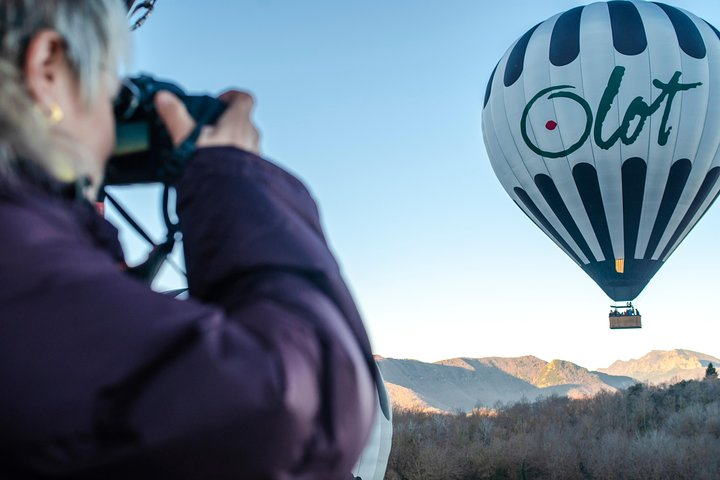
[550,6,583,66]
[622,157,647,259]
[504,23,540,87]
[608,1,647,55]
[644,159,692,259]
[659,167,720,260]
[654,2,706,59]
[484,63,498,108]
[572,163,614,261]
[535,174,597,263]
[513,187,584,265]
[705,21,720,41]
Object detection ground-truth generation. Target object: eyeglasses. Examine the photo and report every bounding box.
[126,0,157,31]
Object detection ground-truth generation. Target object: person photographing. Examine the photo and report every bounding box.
[0,1,376,478]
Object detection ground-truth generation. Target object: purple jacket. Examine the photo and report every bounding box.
[0,147,376,479]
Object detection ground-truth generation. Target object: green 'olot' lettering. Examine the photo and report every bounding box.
[520,66,702,158]
[594,66,702,149]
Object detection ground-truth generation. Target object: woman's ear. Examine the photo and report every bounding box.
[23,30,67,105]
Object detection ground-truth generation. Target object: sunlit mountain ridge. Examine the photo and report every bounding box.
[598,349,720,384]
[377,349,719,413]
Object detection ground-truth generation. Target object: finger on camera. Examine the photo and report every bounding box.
[217,91,255,126]
[218,90,254,110]
[155,90,196,147]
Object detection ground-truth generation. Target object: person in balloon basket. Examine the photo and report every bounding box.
[0,1,376,478]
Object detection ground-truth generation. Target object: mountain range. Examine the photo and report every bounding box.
[377,349,720,413]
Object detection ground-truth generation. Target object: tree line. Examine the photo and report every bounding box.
[386,374,720,479]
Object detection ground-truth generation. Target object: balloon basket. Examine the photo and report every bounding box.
[609,302,642,329]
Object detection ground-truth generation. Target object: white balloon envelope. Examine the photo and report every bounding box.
[482,0,720,301]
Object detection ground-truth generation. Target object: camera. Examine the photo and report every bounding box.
[104,75,226,186]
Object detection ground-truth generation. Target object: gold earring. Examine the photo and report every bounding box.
[47,102,64,125]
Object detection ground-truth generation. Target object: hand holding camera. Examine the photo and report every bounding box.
[106,75,260,186]
[155,89,260,154]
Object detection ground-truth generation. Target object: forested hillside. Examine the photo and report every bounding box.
[386,379,720,480]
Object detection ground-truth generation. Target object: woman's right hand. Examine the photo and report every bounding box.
[154,89,261,155]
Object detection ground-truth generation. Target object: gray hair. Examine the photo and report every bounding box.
[0,0,130,179]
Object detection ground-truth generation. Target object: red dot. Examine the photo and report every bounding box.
[546,120,558,130]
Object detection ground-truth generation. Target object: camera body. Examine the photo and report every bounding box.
[104,75,226,186]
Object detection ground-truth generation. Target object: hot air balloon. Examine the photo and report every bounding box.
[482,1,720,327]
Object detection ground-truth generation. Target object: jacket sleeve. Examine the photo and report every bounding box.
[0,147,376,479]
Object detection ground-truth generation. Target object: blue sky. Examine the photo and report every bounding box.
[108,0,720,370]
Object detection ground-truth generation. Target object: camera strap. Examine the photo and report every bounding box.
[159,123,204,184]
[104,122,209,286]
[121,124,204,283]
[105,186,185,285]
